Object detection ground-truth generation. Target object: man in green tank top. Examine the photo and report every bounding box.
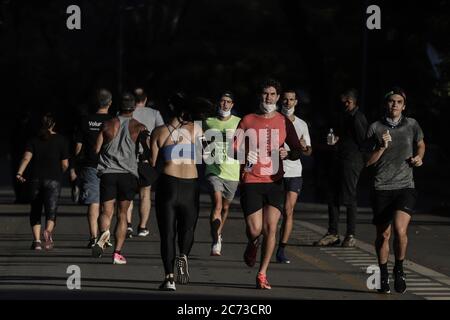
[203,92,241,256]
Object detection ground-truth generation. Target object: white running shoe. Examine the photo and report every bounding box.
[211,234,222,256]
[92,230,110,258]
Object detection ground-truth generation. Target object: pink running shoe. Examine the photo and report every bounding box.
[113,252,127,265]
[256,272,272,290]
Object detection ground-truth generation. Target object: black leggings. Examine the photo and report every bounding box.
[29,179,61,227]
[155,174,199,275]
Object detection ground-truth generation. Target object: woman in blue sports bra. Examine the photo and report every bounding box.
[150,92,213,291]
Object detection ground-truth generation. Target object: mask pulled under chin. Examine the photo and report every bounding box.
[260,103,277,114]
[218,109,231,118]
[281,106,294,116]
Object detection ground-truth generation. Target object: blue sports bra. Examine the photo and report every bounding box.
[161,123,195,161]
[162,143,195,161]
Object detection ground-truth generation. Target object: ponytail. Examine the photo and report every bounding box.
[38,113,55,140]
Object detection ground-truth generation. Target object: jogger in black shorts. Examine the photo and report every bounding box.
[366,88,425,294]
[93,93,146,264]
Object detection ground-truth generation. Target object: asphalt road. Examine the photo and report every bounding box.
[0,188,449,302]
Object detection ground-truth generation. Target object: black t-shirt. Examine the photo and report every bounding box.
[25,134,70,181]
[74,113,113,168]
[334,108,368,162]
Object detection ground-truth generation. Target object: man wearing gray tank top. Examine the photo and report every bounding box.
[92,93,147,265]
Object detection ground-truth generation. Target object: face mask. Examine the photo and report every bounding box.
[281,106,294,116]
[218,108,231,118]
[260,102,277,114]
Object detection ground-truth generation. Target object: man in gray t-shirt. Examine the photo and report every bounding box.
[366,87,426,295]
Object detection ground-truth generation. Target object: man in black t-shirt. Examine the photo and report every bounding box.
[71,89,113,248]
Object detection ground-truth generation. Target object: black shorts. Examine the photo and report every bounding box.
[138,162,159,188]
[100,173,138,202]
[371,188,417,225]
[240,180,284,217]
[283,177,303,194]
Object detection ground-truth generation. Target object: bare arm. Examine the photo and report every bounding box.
[61,159,69,172]
[366,146,386,167]
[366,130,391,167]
[410,139,425,167]
[150,129,160,167]
[94,129,104,155]
[74,142,82,156]
[16,151,33,182]
[69,142,83,181]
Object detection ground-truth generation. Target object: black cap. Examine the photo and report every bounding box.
[219,91,234,101]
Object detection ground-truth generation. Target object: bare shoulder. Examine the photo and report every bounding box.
[104,117,118,130]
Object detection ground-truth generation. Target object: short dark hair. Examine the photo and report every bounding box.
[96,89,112,108]
[260,78,282,95]
[134,88,147,104]
[121,92,136,111]
[340,88,358,102]
[283,89,297,100]
[384,87,406,102]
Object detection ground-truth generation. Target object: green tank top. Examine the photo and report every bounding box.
[203,115,241,181]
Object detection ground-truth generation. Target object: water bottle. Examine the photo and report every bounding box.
[244,161,254,172]
[245,150,257,172]
[327,128,335,145]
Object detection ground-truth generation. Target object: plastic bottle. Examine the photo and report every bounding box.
[327,128,335,145]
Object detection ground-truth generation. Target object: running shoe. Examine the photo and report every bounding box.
[43,230,54,250]
[31,240,42,251]
[377,274,391,294]
[159,277,176,291]
[243,236,261,267]
[393,267,407,294]
[256,272,271,290]
[341,234,356,247]
[87,238,96,248]
[112,252,127,265]
[276,247,290,264]
[176,254,190,284]
[211,234,222,256]
[137,227,150,237]
[71,183,80,203]
[104,239,113,248]
[92,230,110,258]
[313,233,340,246]
[126,225,133,238]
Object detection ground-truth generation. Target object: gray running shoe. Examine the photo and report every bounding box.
[314,233,340,246]
[341,234,356,247]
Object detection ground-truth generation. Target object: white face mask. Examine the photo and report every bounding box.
[218,108,231,118]
[281,106,294,116]
[260,102,277,114]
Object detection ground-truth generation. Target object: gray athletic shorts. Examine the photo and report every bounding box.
[206,174,239,202]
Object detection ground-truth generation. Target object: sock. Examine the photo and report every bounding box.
[379,263,388,278]
[395,259,404,271]
[114,250,121,255]
[211,219,220,242]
